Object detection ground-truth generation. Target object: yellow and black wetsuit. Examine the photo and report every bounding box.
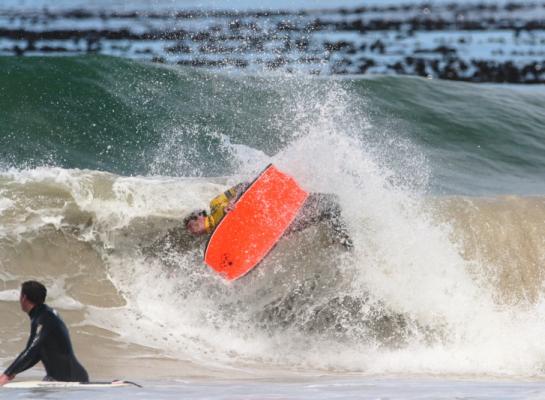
[204,183,248,233]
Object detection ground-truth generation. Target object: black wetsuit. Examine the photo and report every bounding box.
[4,304,89,382]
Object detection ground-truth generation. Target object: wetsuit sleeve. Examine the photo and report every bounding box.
[206,193,229,232]
[226,182,249,200]
[205,182,250,231]
[4,322,50,376]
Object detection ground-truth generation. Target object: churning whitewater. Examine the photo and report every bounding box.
[2,56,545,379]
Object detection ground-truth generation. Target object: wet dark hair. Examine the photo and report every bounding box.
[21,281,47,305]
[183,210,207,228]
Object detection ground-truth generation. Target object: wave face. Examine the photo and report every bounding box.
[2,56,545,194]
[2,56,545,377]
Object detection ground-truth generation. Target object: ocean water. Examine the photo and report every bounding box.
[5,378,545,399]
[4,0,534,12]
[1,54,545,398]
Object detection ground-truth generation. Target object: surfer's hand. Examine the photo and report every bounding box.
[0,374,13,386]
[225,202,235,213]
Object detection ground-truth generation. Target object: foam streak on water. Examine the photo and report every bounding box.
[3,378,545,400]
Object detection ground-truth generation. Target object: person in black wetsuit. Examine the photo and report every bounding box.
[0,281,89,385]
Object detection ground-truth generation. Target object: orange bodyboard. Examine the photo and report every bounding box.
[204,165,308,280]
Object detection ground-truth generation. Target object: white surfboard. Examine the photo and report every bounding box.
[4,380,140,389]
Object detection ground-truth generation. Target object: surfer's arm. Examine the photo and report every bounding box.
[221,182,250,206]
[4,323,49,377]
[206,182,250,231]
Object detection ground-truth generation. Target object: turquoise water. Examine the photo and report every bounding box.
[2,56,545,194]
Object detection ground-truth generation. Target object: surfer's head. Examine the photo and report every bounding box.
[20,280,47,313]
[184,210,208,235]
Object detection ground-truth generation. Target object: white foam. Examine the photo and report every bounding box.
[0,277,85,309]
[48,296,85,311]
[0,196,13,216]
[0,289,20,302]
[0,167,229,237]
[192,79,545,375]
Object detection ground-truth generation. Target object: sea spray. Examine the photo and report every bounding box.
[2,58,545,377]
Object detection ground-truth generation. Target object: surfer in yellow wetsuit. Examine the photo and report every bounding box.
[185,182,249,235]
[184,183,353,248]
